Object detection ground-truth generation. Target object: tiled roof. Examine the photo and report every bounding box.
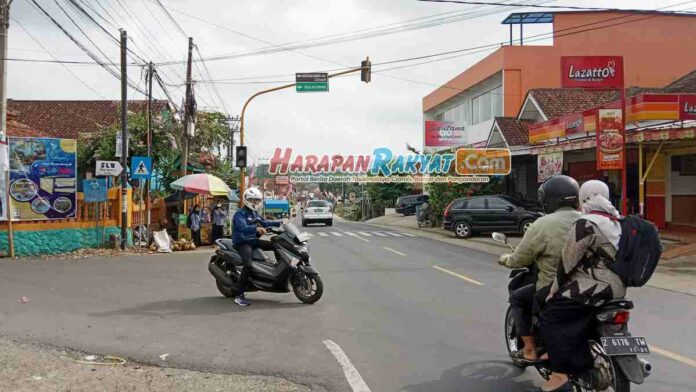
[527,89,620,119]
[662,69,696,93]
[494,117,532,146]
[7,100,171,139]
[6,109,49,138]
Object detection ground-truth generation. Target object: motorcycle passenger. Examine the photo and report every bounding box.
[537,180,627,392]
[232,187,282,307]
[498,175,580,363]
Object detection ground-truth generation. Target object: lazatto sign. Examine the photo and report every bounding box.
[561,56,624,89]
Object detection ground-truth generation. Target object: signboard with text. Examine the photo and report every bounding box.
[8,137,77,220]
[679,94,696,120]
[424,120,467,147]
[296,73,329,92]
[596,109,625,170]
[83,178,108,203]
[562,56,624,89]
[538,152,563,183]
[96,160,123,177]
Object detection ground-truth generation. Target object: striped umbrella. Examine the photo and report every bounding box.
[170,173,232,197]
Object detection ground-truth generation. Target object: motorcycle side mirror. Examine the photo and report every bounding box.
[492,232,508,245]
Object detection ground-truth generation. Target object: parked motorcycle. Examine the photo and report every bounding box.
[492,232,652,392]
[209,223,323,304]
[417,203,433,228]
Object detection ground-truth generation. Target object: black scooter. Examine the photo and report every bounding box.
[208,223,324,304]
[493,232,652,392]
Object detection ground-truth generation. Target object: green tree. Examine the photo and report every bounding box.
[367,182,411,208]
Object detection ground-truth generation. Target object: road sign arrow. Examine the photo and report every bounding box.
[96,160,123,176]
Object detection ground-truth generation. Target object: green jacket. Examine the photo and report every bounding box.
[503,207,581,289]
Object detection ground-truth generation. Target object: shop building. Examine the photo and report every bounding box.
[423,10,696,150]
[488,69,696,228]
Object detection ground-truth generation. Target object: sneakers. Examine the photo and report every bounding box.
[234,294,250,307]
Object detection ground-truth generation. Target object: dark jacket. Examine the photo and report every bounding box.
[232,206,281,245]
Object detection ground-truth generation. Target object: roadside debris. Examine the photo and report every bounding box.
[17,296,29,304]
[159,353,170,361]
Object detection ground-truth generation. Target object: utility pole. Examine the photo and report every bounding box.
[179,37,193,212]
[226,115,240,163]
[1,0,13,257]
[145,62,153,229]
[120,29,128,250]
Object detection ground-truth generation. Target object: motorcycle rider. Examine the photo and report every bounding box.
[537,180,627,392]
[232,187,283,307]
[498,175,580,363]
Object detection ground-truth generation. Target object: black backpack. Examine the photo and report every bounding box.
[592,213,662,287]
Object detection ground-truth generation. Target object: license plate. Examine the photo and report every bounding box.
[601,336,650,356]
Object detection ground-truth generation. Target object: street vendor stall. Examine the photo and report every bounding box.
[170,174,233,244]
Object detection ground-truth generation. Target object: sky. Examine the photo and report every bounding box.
[7,0,687,164]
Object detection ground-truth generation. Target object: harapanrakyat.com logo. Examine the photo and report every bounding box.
[266,147,510,183]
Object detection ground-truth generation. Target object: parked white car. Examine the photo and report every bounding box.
[301,200,333,226]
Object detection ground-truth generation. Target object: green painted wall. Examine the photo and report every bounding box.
[0,227,133,257]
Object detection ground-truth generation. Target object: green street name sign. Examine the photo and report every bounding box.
[296,73,329,93]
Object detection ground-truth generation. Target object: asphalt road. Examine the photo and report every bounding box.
[1,217,695,391]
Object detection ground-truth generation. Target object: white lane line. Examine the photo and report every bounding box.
[372,232,388,237]
[400,232,416,237]
[650,345,696,368]
[331,232,343,237]
[383,247,405,256]
[358,232,373,237]
[385,232,403,237]
[323,340,372,392]
[318,232,329,237]
[346,232,370,243]
[432,265,485,286]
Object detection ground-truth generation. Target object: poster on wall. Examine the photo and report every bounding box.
[538,152,563,183]
[8,137,77,220]
[596,109,625,170]
[424,121,467,148]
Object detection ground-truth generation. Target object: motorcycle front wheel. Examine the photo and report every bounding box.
[504,306,527,368]
[293,274,324,304]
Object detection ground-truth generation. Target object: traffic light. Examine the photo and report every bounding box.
[236,146,247,168]
[361,56,371,83]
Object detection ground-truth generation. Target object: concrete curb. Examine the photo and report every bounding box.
[362,220,696,297]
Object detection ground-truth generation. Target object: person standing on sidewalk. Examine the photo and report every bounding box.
[211,202,226,242]
[188,205,202,247]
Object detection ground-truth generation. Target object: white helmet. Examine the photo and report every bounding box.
[243,187,263,211]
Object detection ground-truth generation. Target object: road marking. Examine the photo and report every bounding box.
[372,232,388,237]
[385,232,403,237]
[358,232,373,237]
[400,232,416,237]
[346,232,370,243]
[432,265,485,286]
[331,232,343,237]
[323,340,372,392]
[318,232,329,237]
[650,345,696,368]
[383,247,405,256]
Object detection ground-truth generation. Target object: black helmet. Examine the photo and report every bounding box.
[538,175,579,214]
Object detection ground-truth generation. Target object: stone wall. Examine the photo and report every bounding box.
[0,227,133,257]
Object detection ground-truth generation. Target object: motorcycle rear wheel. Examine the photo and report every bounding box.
[216,281,237,298]
[293,274,324,304]
[504,306,527,368]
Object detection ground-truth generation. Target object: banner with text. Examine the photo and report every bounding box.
[8,137,77,220]
[596,109,625,170]
[424,120,467,147]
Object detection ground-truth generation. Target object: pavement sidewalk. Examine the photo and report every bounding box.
[364,213,696,297]
[0,337,309,392]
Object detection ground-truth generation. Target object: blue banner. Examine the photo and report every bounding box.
[9,137,77,220]
[83,178,108,203]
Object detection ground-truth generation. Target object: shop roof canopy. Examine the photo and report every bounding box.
[502,12,553,25]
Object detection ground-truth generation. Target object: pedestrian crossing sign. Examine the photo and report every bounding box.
[130,156,152,180]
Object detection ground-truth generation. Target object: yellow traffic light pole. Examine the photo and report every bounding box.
[238,58,370,201]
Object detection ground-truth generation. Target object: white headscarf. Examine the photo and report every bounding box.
[579,180,621,248]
